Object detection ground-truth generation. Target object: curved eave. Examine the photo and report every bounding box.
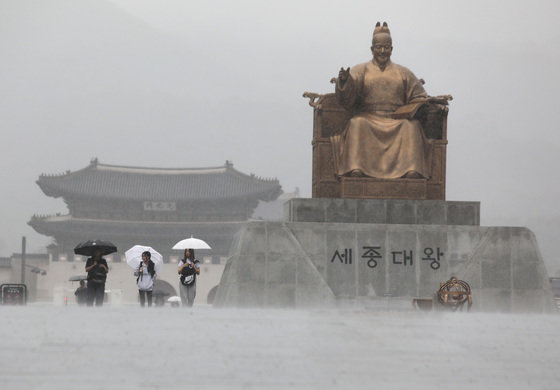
[28,215,248,238]
[36,178,64,199]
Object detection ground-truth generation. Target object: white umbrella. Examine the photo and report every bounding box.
[125,245,164,273]
[172,236,211,250]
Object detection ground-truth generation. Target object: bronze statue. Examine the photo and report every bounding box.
[331,22,450,179]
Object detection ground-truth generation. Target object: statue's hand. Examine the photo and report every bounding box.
[338,67,350,84]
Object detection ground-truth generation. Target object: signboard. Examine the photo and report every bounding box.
[330,246,443,270]
[1,284,27,305]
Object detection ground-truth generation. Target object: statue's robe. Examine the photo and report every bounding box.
[331,60,432,178]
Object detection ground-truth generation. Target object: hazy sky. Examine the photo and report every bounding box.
[1,1,559,267]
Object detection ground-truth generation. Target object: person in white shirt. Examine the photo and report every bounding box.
[177,248,200,307]
[134,251,157,307]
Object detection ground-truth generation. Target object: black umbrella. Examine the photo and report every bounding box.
[74,239,117,256]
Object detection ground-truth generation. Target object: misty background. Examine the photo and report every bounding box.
[1,1,559,273]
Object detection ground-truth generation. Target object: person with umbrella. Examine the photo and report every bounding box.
[125,245,164,307]
[74,280,87,305]
[84,249,109,306]
[177,248,200,307]
[134,251,157,307]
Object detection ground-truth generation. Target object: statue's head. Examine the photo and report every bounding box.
[371,22,393,67]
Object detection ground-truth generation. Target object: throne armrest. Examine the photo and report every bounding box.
[414,102,449,141]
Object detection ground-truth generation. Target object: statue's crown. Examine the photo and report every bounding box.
[373,21,391,37]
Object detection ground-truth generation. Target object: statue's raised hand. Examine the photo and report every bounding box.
[338,67,350,84]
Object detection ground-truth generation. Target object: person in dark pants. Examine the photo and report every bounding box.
[85,249,109,306]
[134,251,157,307]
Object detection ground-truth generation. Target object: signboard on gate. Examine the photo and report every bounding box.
[1,284,27,305]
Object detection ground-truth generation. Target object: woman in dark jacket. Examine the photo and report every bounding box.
[84,249,109,306]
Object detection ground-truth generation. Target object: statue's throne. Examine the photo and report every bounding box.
[303,92,449,200]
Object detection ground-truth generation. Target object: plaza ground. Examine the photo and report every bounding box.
[1,304,559,389]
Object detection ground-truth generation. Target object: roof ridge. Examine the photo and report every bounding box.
[96,164,227,175]
[94,158,229,175]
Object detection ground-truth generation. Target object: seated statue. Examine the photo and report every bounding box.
[331,22,450,179]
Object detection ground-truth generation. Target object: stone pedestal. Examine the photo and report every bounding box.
[284,198,479,225]
[214,199,553,312]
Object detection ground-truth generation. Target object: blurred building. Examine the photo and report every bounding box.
[0,253,49,302]
[29,158,282,264]
[252,188,300,221]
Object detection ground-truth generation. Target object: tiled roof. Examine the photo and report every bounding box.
[37,159,282,201]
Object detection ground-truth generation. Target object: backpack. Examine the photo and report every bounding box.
[91,267,107,284]
[180,260,197,286]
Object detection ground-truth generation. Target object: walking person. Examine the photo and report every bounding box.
[85,249,109,306]
[134,251,157,307]
[74,280,88,305]
[178,248,200,307]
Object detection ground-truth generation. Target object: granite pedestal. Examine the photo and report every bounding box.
[214,199,553,312]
